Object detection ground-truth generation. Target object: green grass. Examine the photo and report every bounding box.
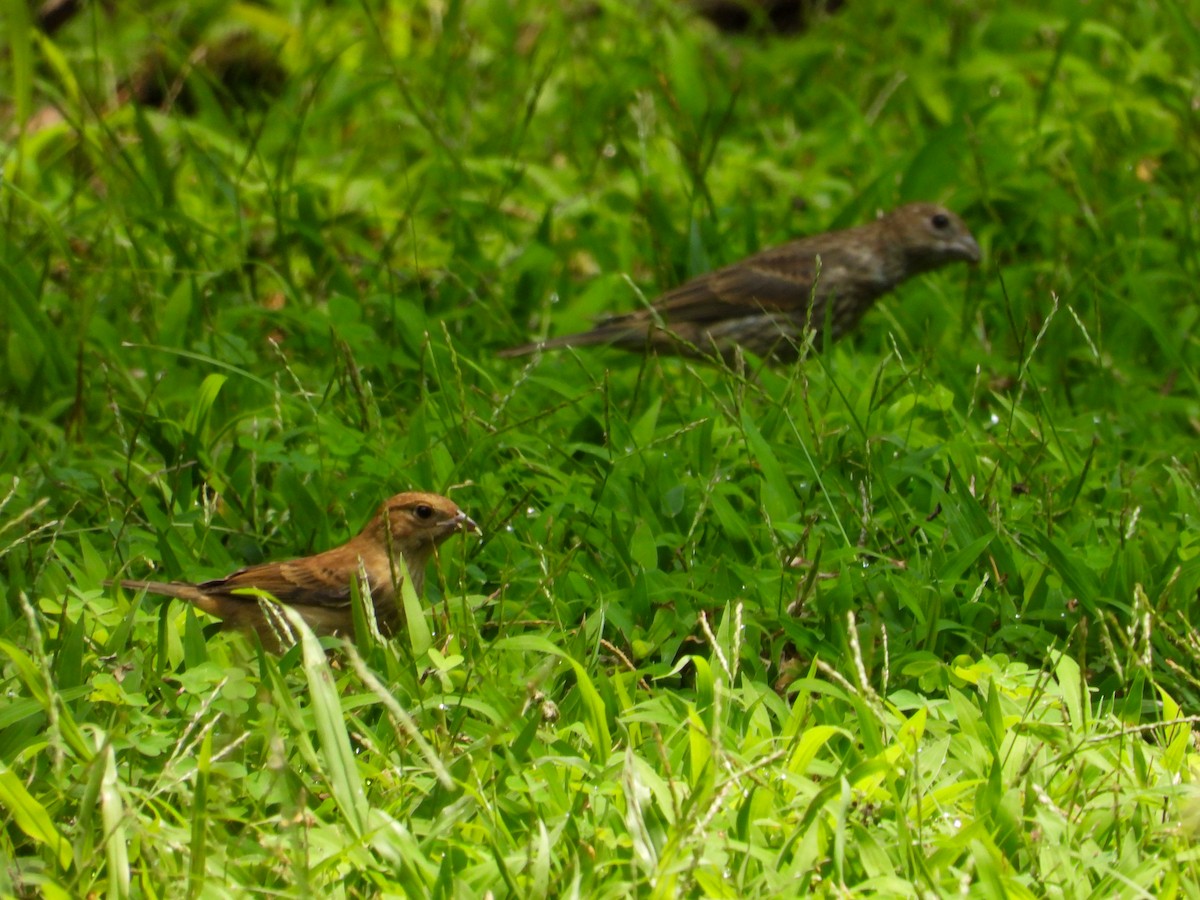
[3,0,1200,895]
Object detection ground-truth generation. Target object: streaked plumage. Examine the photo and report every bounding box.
[502,202,980,363]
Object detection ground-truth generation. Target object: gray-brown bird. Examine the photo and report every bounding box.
[501,202,980,364]
[111,491,476,648]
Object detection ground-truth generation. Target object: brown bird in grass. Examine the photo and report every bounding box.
[501,202,980,364]
[111,492,477,648]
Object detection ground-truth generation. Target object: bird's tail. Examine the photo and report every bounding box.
[498,324,635,358]
[108,579,207,603]
[109,579,236,623]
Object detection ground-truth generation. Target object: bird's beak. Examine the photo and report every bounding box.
[957,234,982,264]
[454,512,480,536]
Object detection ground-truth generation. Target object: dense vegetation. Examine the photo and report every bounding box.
[2,0,1199,895]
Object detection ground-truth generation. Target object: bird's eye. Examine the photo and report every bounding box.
[413,504,434,520]
[931,213,951,230]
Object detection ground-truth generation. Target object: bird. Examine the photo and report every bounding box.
[501,202,981,364]
[111,491,477,648]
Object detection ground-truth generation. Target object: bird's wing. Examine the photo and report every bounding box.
[499,241,831,356]
[649,250,820,323]
[657,260,816,324]
[199,559,355,610]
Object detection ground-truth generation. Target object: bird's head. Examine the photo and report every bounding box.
[372,491,478,557]
[886,203,982,274]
